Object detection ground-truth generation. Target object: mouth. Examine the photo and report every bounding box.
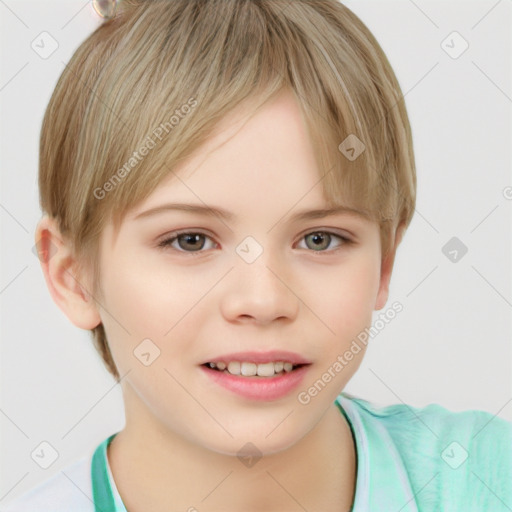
[201,361,310,378]
[199,359,312,401]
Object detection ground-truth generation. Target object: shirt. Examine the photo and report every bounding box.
[1,392,511,511]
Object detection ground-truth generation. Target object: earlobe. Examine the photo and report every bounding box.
[34,215,102,330]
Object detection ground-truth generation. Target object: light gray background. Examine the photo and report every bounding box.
[1,0,511,504]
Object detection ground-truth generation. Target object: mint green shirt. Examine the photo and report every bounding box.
[3,392,511,511]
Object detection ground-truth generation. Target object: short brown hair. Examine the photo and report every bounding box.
[38,0,416,381]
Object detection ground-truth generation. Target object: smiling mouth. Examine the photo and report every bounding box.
[202,361,309,378]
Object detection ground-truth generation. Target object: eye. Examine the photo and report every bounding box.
[296,231,350,252]
[157,229,351,255]
[158,231,216,253]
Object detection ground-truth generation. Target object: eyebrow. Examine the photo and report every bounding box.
[132,203,370,223]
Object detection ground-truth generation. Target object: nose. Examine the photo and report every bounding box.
[220,253,300,325]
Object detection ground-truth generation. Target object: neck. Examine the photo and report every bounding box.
[107,386,356,512]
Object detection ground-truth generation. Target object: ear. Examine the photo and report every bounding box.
[374,223,406,311]
[34,215,102,329]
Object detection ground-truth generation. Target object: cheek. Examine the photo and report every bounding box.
[301,255,381,339]
[100,252,195,325]
[97,253,220,364]
[96,255,180,354]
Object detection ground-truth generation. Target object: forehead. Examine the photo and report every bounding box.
[128,89,328,218]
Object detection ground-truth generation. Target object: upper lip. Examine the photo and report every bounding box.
[201,350,312,365]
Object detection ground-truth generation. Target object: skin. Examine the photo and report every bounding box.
[36,89,404,512]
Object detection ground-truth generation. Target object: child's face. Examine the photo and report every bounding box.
[84,90,396,454]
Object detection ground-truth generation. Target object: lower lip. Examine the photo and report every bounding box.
[200,365,310,401]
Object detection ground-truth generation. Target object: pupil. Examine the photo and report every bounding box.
[307,232,329,251]
[179,234,204,251]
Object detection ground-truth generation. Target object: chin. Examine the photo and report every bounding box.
[198,422,311,460]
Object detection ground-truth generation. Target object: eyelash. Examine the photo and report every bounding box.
[157,229,352,255]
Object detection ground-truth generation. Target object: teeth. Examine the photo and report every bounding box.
[208,361,299,377]
[256,362,275,377]
[227,361,240,374]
